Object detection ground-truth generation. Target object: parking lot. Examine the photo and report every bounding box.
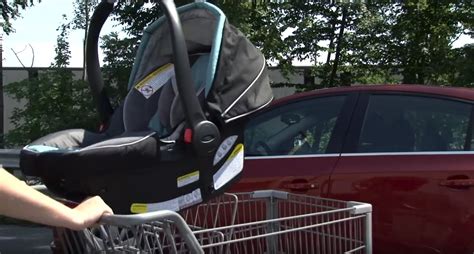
[0,224,52,253]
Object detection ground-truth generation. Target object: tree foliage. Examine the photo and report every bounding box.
[250,1,472,90]
[4,18,96,147]
[97,1,471,94]
[71,0,98,31]
[345,1,473,85]
[452,43,474,87]
[101,32,136,107]
[1,0,40,35]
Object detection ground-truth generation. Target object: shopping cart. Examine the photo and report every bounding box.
[54,190,372,254]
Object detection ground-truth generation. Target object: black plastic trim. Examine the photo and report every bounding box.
[463,104,473,151]
[326,92,360,154]
[341,92,369,153]
[86,0,114,125]
[160,0,220,155]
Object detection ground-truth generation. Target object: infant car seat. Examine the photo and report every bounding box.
[19,0,273,214]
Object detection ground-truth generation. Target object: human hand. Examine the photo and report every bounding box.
[70,196,113,230]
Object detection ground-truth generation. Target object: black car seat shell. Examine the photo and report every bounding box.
[20,1,273,214]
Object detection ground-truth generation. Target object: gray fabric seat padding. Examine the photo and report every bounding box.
[125,54,210,137]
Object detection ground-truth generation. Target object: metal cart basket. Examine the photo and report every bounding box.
[54,190,372,254]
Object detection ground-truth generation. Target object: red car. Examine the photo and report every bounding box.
[235,84,474,254]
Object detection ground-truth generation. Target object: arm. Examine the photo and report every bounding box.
[0,168,113,230]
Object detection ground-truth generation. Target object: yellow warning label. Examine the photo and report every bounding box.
[134,63,173,89]
[228,144,244,160]
[130,203,148,214]
[134,63,175,99]
[213,143,244,190]
[177,170,199,188]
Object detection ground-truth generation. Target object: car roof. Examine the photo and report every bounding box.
[272,84,474,106]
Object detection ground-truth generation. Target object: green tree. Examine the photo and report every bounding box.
[343,2,401,84]
[346,1,473,86]
[452,43,474,87]
[100,1,473,96]
[100,32,135,107]
[258,2,365,90]
[1,0,40,35]
[4,18,97,147]
[392,1,470,84]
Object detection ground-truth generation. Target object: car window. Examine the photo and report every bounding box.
[358,94,472,153]
[245,96,346,156]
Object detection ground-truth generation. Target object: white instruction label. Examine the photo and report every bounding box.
[177,188,202,210]
[149,198,180,212]
[213,144,244,190]
[134,63,175,99]
[130,188,202,213]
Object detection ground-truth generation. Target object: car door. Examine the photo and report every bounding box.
[234,92,357,197]
[328,92,474,254]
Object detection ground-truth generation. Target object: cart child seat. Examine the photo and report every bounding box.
[19,0,273,214]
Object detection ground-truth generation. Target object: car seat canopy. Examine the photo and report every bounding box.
[126,3,272,136]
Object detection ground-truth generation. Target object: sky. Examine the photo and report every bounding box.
[2,0,473,68]
[3,0,121,68]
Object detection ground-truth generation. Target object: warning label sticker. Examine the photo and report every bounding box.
[177,171,199,188]
[130,188,202,213]
[213,144,244,190]
[134,63,175,99]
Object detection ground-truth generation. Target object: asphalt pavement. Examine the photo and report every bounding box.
[0,224,52,253]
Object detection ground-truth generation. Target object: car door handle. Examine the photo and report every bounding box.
[282,182,318,191]
[439,179,474,188]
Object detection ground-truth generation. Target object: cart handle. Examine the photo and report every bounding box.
[100,210,204,253]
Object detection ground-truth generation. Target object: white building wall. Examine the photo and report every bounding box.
[268,68,298,99]
[3,69,28,134]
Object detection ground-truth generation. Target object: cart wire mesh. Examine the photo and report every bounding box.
[54,190,372,254]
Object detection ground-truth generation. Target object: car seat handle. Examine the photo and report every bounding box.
[86,0,115,127]
[160,0,220,155]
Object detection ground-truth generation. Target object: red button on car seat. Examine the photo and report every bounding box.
[184,128,193,143]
